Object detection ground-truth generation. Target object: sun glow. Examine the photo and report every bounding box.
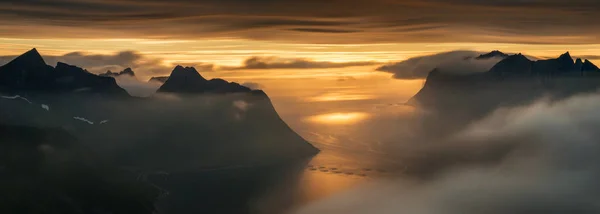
[306,112,370,125]
[308,93,374,102]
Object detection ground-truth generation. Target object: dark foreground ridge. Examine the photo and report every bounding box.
[0,125,162,214]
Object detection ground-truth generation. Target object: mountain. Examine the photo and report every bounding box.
[0,48,128,96]
[488,53,532,74]
[488,52,598,75]
[100,67,135,77]
[0,48,318,172]
[157,65,251,94]
[476,50,509,59]
[149,76,169,83]
[410,51,600,139]
[583,59,599,71]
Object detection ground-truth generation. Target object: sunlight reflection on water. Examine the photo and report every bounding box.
[305,112,370,125]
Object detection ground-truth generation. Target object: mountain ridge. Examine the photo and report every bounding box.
[409,51,600,139]
[157,65,251,94]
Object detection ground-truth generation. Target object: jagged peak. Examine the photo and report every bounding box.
[476,50,509,59]
[558,52,573,60]
[100,68,135,77]
[504,53,531,61]
[120,68,135,76]
[5,48,47,68]
[169,65,206,81]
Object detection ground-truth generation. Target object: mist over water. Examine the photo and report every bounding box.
[291,91,600,214]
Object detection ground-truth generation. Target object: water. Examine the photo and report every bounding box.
[154,69,423,213]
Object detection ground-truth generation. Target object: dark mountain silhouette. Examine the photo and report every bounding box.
[488,52,598,75]
[0,48,128,96]
[410,51,600,139]
[100,67,135,77]
[157,65,251,94]
[488,53,532,74]
[149,76,169,83]
[583,59,599,71]
[476,50,509,59]
[0,48,318,172]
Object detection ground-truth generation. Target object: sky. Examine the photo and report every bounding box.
[1,0,600,82]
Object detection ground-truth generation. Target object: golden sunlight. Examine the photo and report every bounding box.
[307,93,374,102]
[305,112,370,125]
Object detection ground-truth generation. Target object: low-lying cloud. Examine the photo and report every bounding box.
[294,92,600,214]
[376,51,505,79]
[112,75,162,97]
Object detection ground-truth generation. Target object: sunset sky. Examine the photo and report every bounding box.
[1,0,600,115]
[1,0,600,78]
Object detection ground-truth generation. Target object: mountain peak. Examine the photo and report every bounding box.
[556,52,575,70]
[120,68,135,76]
[100,68,135,77]
[558,52,573,62]
[169,65,206,81]
[157,65,251,94]
[488,53,533,74]
[582,59,600,71]
[476,50,509,60]
[4,48,47,68]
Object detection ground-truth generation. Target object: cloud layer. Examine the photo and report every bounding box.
[0,52,378,78]
[294,92,600,214]
[376,51,505,79]
[1,0,599,44]
[225,57,378,70]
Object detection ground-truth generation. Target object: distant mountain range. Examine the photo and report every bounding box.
[100,67,136,78]
[149,76,169,83]
[410,50,600,139]
[0,48,318,171]
[0,48,252,96]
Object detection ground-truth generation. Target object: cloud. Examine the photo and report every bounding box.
[573,55,600,60]
[112,75,162,97]
[294,92,600,214]
[1,0,599,44]
[376,51,505,79]
[287,28,362,34]
[241,82,264,90]
[225,56,378,70]
[337,76,357,82]
[0,51,215,79]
